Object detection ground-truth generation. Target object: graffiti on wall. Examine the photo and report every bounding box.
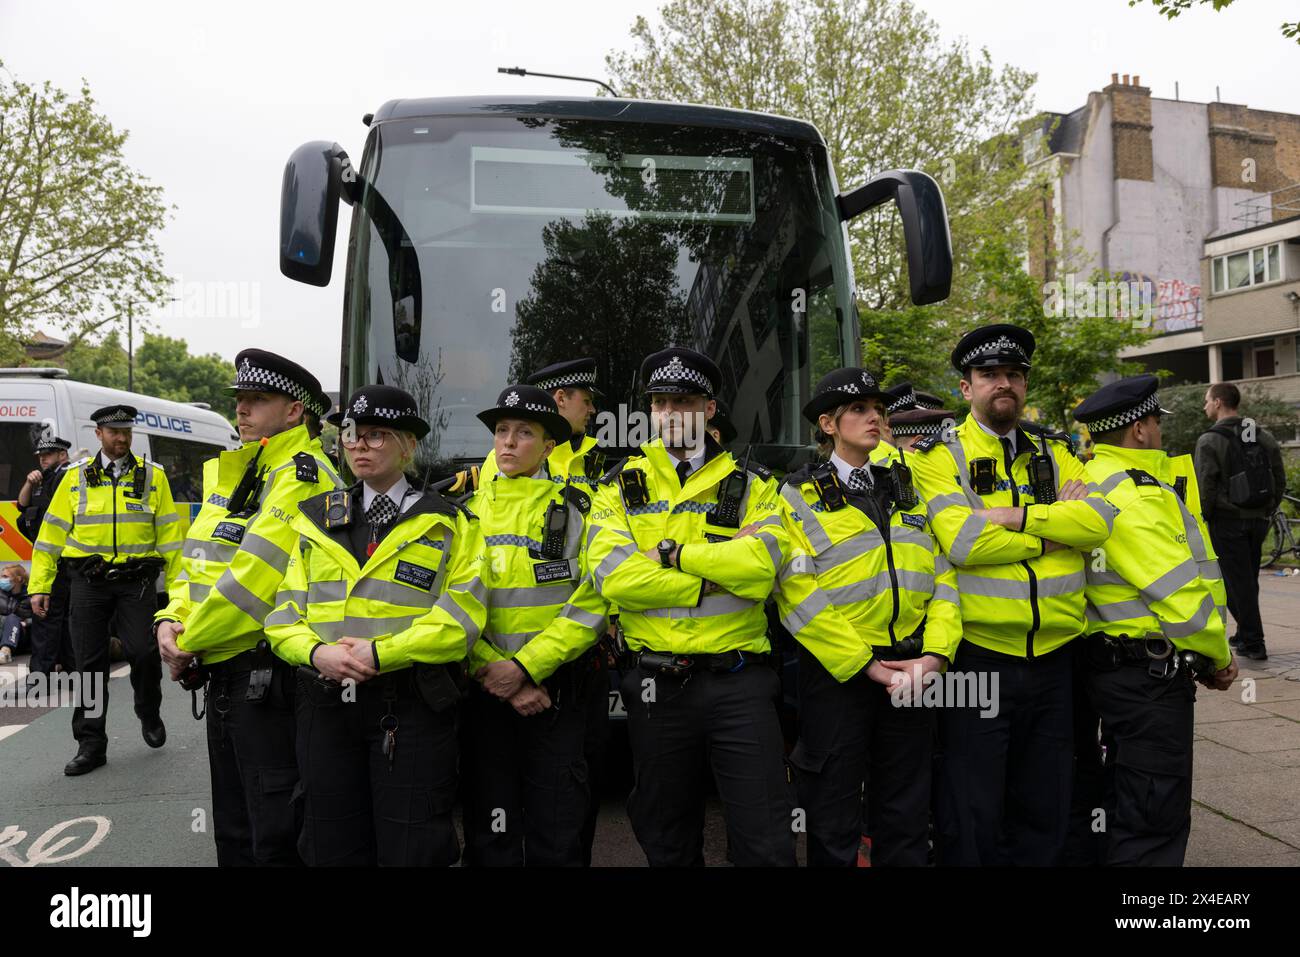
[1117,271,1203,334]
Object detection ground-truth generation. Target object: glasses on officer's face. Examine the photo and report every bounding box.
[341,429,393,450]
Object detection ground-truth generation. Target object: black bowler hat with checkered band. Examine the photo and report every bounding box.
[801,368,891,423]
[36,435,72,453]
[1072,374,1170,435]
[640,347,722,398]
[327,385,431,440]
[886,381,918,414]
[527,358,602,398]
[890,406,955,437]
[91,405,138,427]
[227,349,329,417]
[950,323,1036,374]
[477,385,572,443]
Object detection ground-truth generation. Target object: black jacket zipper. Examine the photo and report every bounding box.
[863,492,901,645]
[1002,438,1040,659]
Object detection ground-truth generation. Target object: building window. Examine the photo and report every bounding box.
[1212,242,1283,293]
[1222,344,1244,380]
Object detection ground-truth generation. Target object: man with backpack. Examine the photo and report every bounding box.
[1195,383,1287,661]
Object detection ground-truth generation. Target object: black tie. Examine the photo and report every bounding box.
[677,460,691,488]
[367,493,398,529]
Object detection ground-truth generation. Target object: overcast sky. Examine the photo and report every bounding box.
[2,0,1295,389]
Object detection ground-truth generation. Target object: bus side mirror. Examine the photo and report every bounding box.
[837,169,953,306]
[279,141,358,287]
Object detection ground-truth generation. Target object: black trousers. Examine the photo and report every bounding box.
[1208,517,1268,646]
[67,574,161,756]
[295,668,459,867]
[620,660,795,867]
[205,656,302,867]
[460,677,590,867]
[935,640,1075,867]
[28,569,73,675]
[1084,646,1196,867]
[790,644,934,867]
[1065,640,1107,867]
[580,661,612,867]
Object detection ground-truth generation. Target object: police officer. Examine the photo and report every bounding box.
[156,350,341,865]
[889,406,957,453]
[481,358,606,486]
[17,435,75,684]
[707,396,738,446]
[1074,375,1236,865]
[266,385,486,866]
[776,368,961,866]
[462,385,610,866]
[908,324,1115,866]
[586,346,796,867]
[30,406,184,776]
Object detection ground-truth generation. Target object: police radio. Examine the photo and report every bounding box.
[970,458,997,496]
[1028,435,1057,504]
[128,458,148,500]
[227,438,269,517]
[711,446,751,529]
[889,454,918,510]
[540,500,568,559]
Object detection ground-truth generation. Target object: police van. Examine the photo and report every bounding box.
[0,368,240,563]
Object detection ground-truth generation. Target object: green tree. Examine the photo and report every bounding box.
[607,0,1150,423]
[62,331,236,420]
[0,61,171,361]
[1128,0,1299,45]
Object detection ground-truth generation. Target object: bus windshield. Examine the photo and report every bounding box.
[343,114,858,471]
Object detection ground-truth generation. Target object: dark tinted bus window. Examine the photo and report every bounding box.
[149,435,224,503]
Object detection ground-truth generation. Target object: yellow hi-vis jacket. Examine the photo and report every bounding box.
[775,449,962,682]
[265,487,487,671]
[1083,445,1231,670]
[480,434,606,489]
[586,438,790,655]
[177,425,342,664]
[464,472,609,682]
[30,452,183,593]
[909,417,1115,659]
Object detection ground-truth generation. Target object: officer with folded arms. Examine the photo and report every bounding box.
[1073,375,1235,866]
[586,346,796,867]
[266,385,487,866]
[30,405,184,776]
[462,385,610,866]
[908,324,1115,866]
[17,434,75,684]
[156,350,341,865]
[776,368,961,866]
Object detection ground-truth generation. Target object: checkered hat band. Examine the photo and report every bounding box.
[649,360,712,394]
[36,439,68,450]
[961,336,1029,368]
[1084,392,1161,433]
[351,406,417,421]
[892,420,943,436]
[534,372,596,390]
[96,411,135,424]
[235,361,324,415]
[888,389,917,413]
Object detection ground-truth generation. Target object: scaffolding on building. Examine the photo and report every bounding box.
[1235,183,1300,228]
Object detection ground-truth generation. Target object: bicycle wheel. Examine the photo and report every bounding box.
[1265,511,1286,568]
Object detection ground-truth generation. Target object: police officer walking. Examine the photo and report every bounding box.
[463,385,609,866]
[1074,375,1236,865]
[908,324,1115,866]
[586,347,796,867]
[17,434,75,684]
[266,385,487,866]
[29,406,184,776]
[156,350,340,865]
[777,369,961,866]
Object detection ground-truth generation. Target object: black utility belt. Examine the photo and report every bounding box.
[206,647,291,677]
[870,635,926,661]
[65,556,163,582]
[296,661,462,712]
[632,649,769,676]
[1091,634,1216,680]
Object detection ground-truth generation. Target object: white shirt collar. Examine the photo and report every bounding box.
[671,445,709,481]
[829,452,872,489]
[99,450,132,473]
[974,417,1018,456]
[363,476,415,516]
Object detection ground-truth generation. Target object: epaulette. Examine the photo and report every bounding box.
[293,451,319,483]
[598,456,630,486]
[745,460,773,481]
[561,484,591,514]
[913,434,942,453]
[779,464,815,491]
